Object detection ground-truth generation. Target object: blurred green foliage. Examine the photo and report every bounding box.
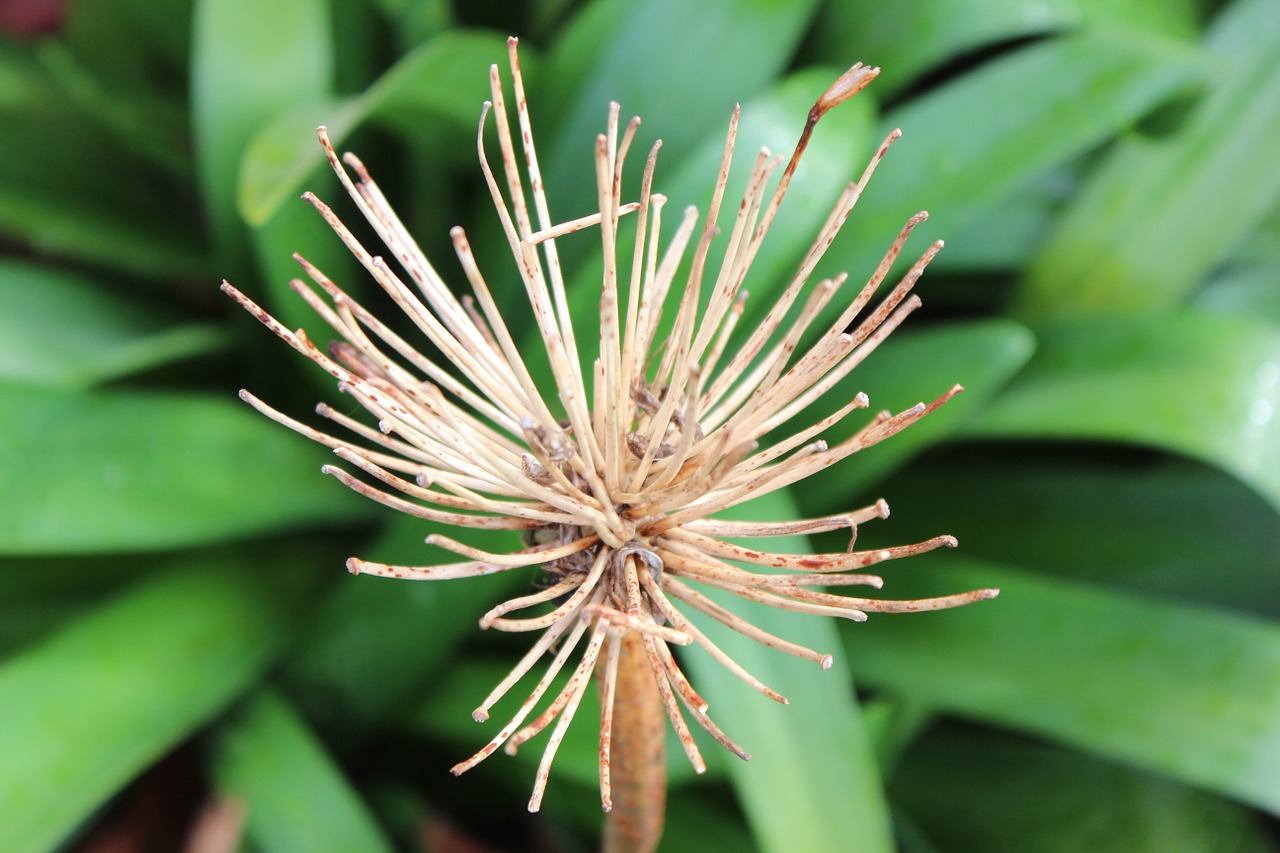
[1,0,1277,850]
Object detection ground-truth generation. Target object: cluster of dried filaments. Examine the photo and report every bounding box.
[223,38,997,813]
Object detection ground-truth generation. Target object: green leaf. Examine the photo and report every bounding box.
[810,0,1200,96]
[847,556,1280,814]
[192,0,332,270]
[0,564,306,853]
[214,690,396,853]
[1016,0,1280,315]
[891,725,1277,852]
[820,28,1204,286]
[797,320,1035,510]
[0,387,372,554]
[963,312,1280,514]
[0,261,225,390]
[681,492,894,853]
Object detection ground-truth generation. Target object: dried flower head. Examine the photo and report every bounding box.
[223,38,997,813]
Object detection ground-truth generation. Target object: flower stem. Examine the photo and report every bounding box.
[601,632,666,853]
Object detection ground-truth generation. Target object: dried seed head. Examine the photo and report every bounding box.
[223,36,997,813]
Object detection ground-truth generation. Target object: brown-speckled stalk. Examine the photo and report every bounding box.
[602,633,666,853]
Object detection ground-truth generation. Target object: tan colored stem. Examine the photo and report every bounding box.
[601,632,666,853]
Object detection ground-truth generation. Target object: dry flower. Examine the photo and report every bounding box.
[223,37,998,814]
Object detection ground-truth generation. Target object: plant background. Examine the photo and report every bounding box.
[2,0,1278,851]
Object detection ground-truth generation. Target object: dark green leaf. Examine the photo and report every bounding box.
[929,165,1078,273]
[214,690,396,853]
[0,387,371,554]
[35,40,190,180]
[1194,264,1280,325]
[59,0,192,91]
[0,564,306,853]
[0,553,168,657]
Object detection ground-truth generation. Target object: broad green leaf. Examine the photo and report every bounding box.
[0,261,224,390]
[963,313,1280,514]
[797,320,1035,511]
[892,726,1276,852]
[1016,0,1280,315]
[286,513,528,728]
[847,557,1280,814]
[811,0,1200,95]
[0,564,307,853]
[239,31,508,227]
[541,0,824,218]
[819,28,1203,287]
[861,695,934,774]
[214,690,396,853]
[0,387,371,554]
[682,492,894,853]
[192,0,332,271]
